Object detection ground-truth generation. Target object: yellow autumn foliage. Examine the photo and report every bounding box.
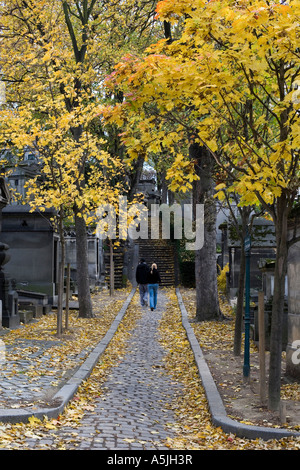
[217,263,229,296]
[103,0,300,208]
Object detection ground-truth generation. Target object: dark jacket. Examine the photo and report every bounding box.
[136,262,149,284]
[147,268,161,285]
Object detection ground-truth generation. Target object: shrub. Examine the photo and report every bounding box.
[217,263,229,296]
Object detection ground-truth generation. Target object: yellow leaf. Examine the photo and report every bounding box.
[44,422,58,430]
[28,416,42,427]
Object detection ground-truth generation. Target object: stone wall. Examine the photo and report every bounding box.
[286,234,300,379]
[1,205,58,300]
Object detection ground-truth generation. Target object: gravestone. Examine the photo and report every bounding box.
[0,177,20,328]
[286,229,300,380]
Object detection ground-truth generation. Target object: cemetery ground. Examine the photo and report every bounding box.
[0,287,299,450]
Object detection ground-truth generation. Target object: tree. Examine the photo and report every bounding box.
[157,0,300,410]
[217,185,265,356]
[0,94,124,328]
[0,0,108,317]
[102,31,221,322]
[0,0,164,317]
[189,142,220,321]
[103,0,300,409]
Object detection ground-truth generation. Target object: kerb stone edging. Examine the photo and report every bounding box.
[0,288,136,424]
[176,288,300,441]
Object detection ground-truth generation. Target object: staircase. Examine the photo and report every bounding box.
[104,244,125,289]
[135,213,178,288]
[104,215,178,289]
[135,238,176,287]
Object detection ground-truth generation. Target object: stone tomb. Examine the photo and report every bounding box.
[1,204,59,303]
[286,224,300,380]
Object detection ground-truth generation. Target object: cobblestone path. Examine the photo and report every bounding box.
[25,291,182,450]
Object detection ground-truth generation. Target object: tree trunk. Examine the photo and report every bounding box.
[127,154,144,202]
[57,213,65,336]
[190,142,220,321]
[109,239,115,296]
[234,244,246,356]
[268,195,289,410]
[74,209,93,318]
[160,170,168,204]
[69,121,94,319]
[65,263,71,330]
[195,196,220,320]
[168,190,175,205]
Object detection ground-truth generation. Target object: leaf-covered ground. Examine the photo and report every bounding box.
[165,288,300,449]
[180,289,300,429]
[0,287,132,409]
[0,287,299,450]
[0,286,139,449]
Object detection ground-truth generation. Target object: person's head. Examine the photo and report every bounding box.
[151,263,157,273]
[140,258,146,264]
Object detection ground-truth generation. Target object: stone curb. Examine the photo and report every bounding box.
[176,288,300,441]
[0,288,136,424]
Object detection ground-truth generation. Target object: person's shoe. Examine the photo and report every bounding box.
[151,307,154,311]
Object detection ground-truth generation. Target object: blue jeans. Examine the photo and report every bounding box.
[148,283,159,309]
[139,284,148,306]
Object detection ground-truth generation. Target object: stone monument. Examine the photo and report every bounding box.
[286,227,300,380]
[0,177,19,328]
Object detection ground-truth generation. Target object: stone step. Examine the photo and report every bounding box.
[19,310,34,324]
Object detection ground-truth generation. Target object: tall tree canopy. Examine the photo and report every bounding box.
[103,0,300,410]
[0,0,164,317]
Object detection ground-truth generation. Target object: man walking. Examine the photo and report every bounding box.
[136,258,149,307]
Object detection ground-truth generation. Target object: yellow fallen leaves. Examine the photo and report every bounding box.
[158,289,300,450]
[0,287,299,450]
[0,288,142,449]
[281,382,300,402]
[1,288,131,383]
[50,292,143,428]
[0,431,14,441]
[0,416,51,447]
[158,290,217,449]
[123,438,135,443]
[182,289,257,353]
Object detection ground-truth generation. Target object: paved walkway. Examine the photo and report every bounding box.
[3,288,297,449]
[0,338,68,406]
[23,291,183,450]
